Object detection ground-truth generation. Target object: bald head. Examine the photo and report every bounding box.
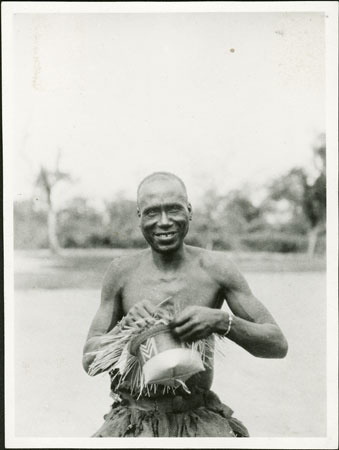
[137,172,188,206]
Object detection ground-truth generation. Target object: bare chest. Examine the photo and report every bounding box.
[121,266,222,314]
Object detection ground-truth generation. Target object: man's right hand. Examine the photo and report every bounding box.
[124,299,157,328]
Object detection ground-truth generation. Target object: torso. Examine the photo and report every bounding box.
[117,245,226,392]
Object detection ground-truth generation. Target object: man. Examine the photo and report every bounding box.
[83,172,288,437]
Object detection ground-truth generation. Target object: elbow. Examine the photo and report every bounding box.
[270,325,288,358]
[251,331,288,359]
[280,336,288,358]
[82,346,95,375]
[82,355,91,374]
[82,339,96,374]
[272,333,288,358]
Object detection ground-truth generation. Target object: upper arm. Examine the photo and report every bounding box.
[217,257,278,326]
[85,258,124,343]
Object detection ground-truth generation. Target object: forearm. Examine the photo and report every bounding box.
[217,311,288,358]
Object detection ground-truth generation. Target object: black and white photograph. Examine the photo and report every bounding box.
[3,1,338,448]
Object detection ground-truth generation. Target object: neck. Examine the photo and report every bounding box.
[151,245,186,271]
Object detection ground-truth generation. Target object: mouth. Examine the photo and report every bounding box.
[154,231,177,238]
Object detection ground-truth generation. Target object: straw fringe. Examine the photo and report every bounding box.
[87,299,228,397]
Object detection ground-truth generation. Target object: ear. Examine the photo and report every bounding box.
[187,202,193,221]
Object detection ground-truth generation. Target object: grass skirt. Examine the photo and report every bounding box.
[92,388,249,438]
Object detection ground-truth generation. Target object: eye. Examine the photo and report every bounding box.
[168,206,181,213]
[145,209,158,217]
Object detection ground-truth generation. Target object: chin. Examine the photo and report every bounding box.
[153,241,182,253]
[154,244,179,254]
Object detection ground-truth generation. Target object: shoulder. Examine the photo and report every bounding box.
[187,246,246,290]
[186,245,235,273]
[102,249,149,292]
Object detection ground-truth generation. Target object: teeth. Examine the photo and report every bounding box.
[157,232,175,237]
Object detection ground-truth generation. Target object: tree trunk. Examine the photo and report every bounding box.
[48,208,60,253]
[307,226,318,258]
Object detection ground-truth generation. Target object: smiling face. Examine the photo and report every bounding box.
[137,177,192,254]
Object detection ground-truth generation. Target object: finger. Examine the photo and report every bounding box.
[142,301,156,316]
[125,308,148,325]
[125,315,138,327]
[177,329,197,343]
[179,327,205,342]
[172,320,195,337]
[170,309,194,327]
[134,318,147,328]
[135,304,153,318]
[144,317,154,326]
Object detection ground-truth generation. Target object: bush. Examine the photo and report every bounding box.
[14,200,49,249]
[241,232,308,253]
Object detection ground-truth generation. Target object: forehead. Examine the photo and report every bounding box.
[138,178,187,208]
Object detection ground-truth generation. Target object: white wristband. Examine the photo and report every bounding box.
[222,313,233,337]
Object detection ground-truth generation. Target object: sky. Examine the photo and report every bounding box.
[13,12,325,208]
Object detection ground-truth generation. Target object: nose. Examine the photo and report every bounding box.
[158,211,171,227]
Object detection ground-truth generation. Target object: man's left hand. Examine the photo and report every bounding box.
[170,306,228,342]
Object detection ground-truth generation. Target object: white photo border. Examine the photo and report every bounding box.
[3,1,338,448]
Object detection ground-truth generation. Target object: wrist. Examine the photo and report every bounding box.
[216,310,233,336]
[214,310,229,334]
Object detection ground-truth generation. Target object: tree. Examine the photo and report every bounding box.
[196,188,225,250]
[223,190,264,230]
[189,188,264,251]
[58,197,105,248]
[267,134,326,256]
[104,194,145,248]
[35,151,72,253]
